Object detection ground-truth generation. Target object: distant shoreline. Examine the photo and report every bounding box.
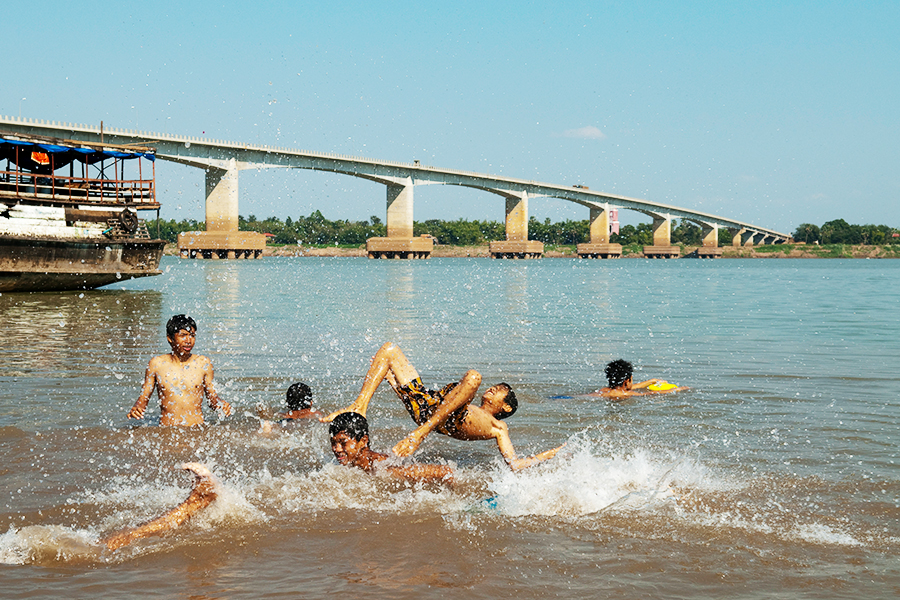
[164,243,900,259]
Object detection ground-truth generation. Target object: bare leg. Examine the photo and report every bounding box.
[392,369,482,457]
[323,342,420,421]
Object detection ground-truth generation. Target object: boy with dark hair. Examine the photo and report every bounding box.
[127,314,231,426]
[258,382,324,433]
[324,342,564,471]
[591,359,687,399]
[329,412,453,482]
[282,382,323,419]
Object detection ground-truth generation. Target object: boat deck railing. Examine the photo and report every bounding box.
[0,170,156,206]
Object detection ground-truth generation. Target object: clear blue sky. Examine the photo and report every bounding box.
[5,1,898,233]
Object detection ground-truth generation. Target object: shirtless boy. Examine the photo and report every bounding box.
[324,342,564,471]
[127,315,231,426]
[589,359,687,400]
[278,382,324,421]
[329,411,453,483]
[258,382,323,433]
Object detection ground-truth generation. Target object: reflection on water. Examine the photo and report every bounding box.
[0,290,163,428]
[1,258,899,597]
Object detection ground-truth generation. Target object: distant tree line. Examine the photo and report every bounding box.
[792,219,899,245]
[151,212,898,246]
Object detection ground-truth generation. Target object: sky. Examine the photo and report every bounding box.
[4,1,898,234]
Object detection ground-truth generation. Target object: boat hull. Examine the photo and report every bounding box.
[0,236,165,292]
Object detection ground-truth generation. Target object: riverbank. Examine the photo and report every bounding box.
[163,243,900,258]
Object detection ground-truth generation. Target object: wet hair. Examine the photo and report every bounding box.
[605,359,633,389]
[286,382,313,411]
[495,383,518,420]
[166,314,196,338]
[329,412,369,442]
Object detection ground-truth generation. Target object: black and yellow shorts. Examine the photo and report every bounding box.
[397,377,467,436]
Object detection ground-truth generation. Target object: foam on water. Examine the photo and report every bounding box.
[0,525,98,565]
[0,424,890,566]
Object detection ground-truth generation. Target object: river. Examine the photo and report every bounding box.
[1,256,898,598]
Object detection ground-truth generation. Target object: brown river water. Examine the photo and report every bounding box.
[1,257,898,598]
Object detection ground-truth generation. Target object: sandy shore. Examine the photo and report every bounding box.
[164,243,899,259]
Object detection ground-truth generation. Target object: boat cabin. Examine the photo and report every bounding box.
[0,131,159,207]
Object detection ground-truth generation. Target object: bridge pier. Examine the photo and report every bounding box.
[643,214,680,258]
[696,222,723,258]
[490,191,543,258]
[577,204,622,258]
[366,178,433,259]
[176,161,266,259]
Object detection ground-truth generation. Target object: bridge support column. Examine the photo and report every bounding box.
[205,164,239,232]
[490,191,543,259]
[385,180,414,238]
[177,161,266,259]
[367,178,433,259]
[696,223,722,258]
[730,228,744,247]
[742,230,759,246]
[643,214,680,258]
[577,204,622,258]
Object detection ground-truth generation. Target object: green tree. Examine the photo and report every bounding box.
[793,223,820,244]
[671,220,702,245]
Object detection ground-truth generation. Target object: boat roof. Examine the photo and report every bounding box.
[0,131,155,163]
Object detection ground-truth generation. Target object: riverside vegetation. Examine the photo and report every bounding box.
[153,212,899,258]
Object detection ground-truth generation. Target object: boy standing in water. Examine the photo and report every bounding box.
[127,315,231,426]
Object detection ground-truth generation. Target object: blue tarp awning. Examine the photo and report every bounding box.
[0,136,154,171]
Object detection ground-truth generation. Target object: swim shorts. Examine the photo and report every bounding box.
[396,377,467,436]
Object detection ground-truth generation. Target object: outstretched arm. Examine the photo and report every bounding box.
[630,378,659,390]
[127,363,158,419]
[203,360,231,416]
[492,420,565,471]
[385,463,453,483]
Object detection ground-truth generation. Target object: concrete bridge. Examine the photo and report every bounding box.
[0,115,791,259]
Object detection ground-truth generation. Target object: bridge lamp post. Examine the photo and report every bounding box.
[19,97,25,119]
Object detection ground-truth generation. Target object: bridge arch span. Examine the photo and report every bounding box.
[0,114,791,257]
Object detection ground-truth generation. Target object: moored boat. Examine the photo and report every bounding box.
[0,131,165,292]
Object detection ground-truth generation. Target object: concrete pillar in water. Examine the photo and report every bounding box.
[176,159,266,259]
[367,177,433,259]
[489,190,543,258]
[386,178,414,239]
[577,204,622,258]
[505,191,528,241]
[701,223,718,247]
[589,205,610,244]
[205,160,239,232]
[652,215,671,246]
[696,222,723,258]
[643,214,680,258]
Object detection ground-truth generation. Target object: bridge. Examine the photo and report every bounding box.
[0,115,791,259]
